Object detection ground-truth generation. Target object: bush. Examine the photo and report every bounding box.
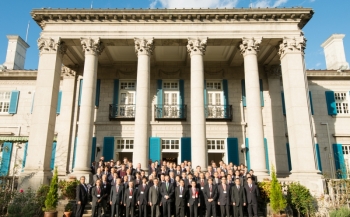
[43,167,59,212]
[65,202,73,212]
[329,206,350,217]
[269,166,287,214]
[58,179,79,200]
[0,176,15,215]
[7,188,43,217]
[258,180,271,203]
[37,185,50,212]
[287,182,316,217]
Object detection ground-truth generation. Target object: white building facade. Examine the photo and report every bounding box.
[0,8,349,194]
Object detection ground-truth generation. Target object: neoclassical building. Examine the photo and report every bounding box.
[0,8,349,194]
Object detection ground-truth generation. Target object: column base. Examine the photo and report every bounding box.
[71,169,92,184]
[19,170,52,190]
[287,173,325,196]
[253,169,270,181]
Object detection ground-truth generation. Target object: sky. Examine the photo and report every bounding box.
[0,0,349,70]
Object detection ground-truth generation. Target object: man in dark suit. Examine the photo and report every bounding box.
[187,180,200,217]
[137,177,149,217]
[203,177,217,217]
[124,181,138,217]
[231,178,246,217]
[92,179,106,217]
[75,176,88,217]
[175,179,188,217]
[149,178,162,217]
[197,173,207,217]
[160,175,175,217]
[244,177,259,217]
[110,178,124,217]
[101,174,111,215]
[217,177,230,217]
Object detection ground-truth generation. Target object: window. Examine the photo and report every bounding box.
[335,92,349,114]
[0,91,11,113]
[163,81,180,118]
[206,82,221,90]
[162,139,180,150]
[207,139,225,150]
[115,139,134,150]
[120,82,135,90]
[342,144,350,179]
[164,82,178,89]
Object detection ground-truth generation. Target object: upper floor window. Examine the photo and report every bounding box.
[206,81,223,106]
[0,91,11,113]
[207,139,225,150]
[163,82,178,89]
[335,92,349,114]
[115,139,134,150]
[162,139,180,150]
[120,82,135,90]
[206,82,222,90]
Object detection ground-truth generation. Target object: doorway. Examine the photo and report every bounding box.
[117,152,133,162]
[162,152,179,164]
[208,153,225,165]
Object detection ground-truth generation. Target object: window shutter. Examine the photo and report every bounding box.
[181,137,191,162]
[309,91,314,115]
[30,92,35,114]
[113,79,119,105]
[325,91,337,116]
[95,79,101,107]
[241,80,246,107]
[72,137,77,170]
[0,142,13,176]
[50,142,57,170]
[157,80,163,117]
[223,79,229,118]
[103,137,115,161]
[78,79,83,106]
[227,138,239,165]
[8,91,19,114]
[91,137,97,164]
[286,143,292,172]
[260,79,264,107]
[315,143,322,172]
[333,144,347,179]
[245,138,250,170]
[149,137,161,162]
[56,91,62,114]
[281,91,286,116]
[264,138,270,174]
[22,142,28,171]
[179,80,185,119]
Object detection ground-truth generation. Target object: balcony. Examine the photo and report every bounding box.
[154,104,187,121]
[109,104,135,121]
[205,105,233,121]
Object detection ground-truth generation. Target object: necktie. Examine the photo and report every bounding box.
[155,186,157,191]
[166,182,169,191]
[83,184,87,192]
[97,187,100,194]
[117,186,119,192]
[250,184,252,188]
[223,185,226,191]
[130,189,132,195]
[180,187,182,194]
[237,186,240,190]
[210,185,212,192]
[201,180,204,186]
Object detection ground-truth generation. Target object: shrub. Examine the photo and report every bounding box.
[269,166,287,214]
[43,167,59,212]
[58,179,79,200]
[7,188,43,217]
[287,182,316,217]
[37,184,50,211]
[258,180,271,203]
[65,202,73,212]
[0,176,15,215]
[329,206,350,217]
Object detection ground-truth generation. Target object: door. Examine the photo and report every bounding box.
[163,92,179,118]
[119,92,135,117]
[207,92,223,118]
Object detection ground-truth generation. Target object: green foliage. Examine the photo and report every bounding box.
[43,167,59,212]
[329,206,350,217]
[37,184,50,211]
[58,179,79,200]
[64,202,73,212]
[7,188,43,217]
[0,176,15,215]
[269,166,287,214]
[258,181,271,202]
[287,182,316,216]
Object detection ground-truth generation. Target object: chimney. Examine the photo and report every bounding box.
[321,34,349,70]
[2,35,30,70]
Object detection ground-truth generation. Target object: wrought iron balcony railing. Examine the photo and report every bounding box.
[205,105,233,121]
[154,104,187,121]
[109,104,135,121]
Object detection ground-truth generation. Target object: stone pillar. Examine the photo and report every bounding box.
[72,38,104,182]
[187,38,208,170]
[21,37,66,189]
[278,36,319,178]
[133,38,154,171]
[55,66,78,176]
[240,37,268,176]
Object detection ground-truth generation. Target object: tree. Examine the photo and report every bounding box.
[43,167,58,212]
[270,165,287,215]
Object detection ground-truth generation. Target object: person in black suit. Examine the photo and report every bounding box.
[101,174,111,215]
[203,177,217,217]
[197,173,207,217]
[231,178,246,217]
[75,176,88,217]
[137,177,149,217]
[124,181,138,217]
[110,178,124,217]
[187,180,200,217]
[175,179,188,217]
[92,179,107,217]
[160,175,175,217]
[217,177,230,217]
[244,177,259,217]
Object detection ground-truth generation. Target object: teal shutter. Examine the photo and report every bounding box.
[264,138,270,174]
[78,79,83,106]
[286,143,292,172]
[149,137,161,162]
[103,137,115,161]
[260,79,264,107]
[309,91,314,115]
[22,142,28,171]
[179,80,185,118]
[56,91,62,114]
[95,79,101,107]
[0,142,13,176]
[181,138,191,162]
[72,137,77,169]
[30,92,35,114]
[325,91,337,115]
[281,91,286,116]
[50,142,57,170]
[113,79,119,104]
[227,138,239,165]
[333,144,346,179]
[245,138,250,170]
[157,80,163,118]
[223,79,229,118]
[91,137,97,164]
[315,144,322,172]
[204,80,207,106]
[241,80,246,107]
[8,90,19,114]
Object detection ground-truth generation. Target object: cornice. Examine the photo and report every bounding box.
[31,8,313,29]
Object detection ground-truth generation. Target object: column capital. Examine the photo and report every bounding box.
[134,38,154,56]
[239,37,262,56]
[187,38,207,56]
[278,36,306,58]
[61,65,78,78]
[80,37,105,55]
[265,65,282,79]
[37,37,67,56]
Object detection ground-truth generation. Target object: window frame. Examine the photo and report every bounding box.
[207,139,226,153]
[0,91,11,113]
[115,138,134,152]
[161,139,180,153]
[334,92,349,115]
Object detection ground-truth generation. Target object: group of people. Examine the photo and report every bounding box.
[75,157,260,217]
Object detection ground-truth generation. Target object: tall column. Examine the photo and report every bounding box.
[278,36,319,178]
[187,38,208,170]
[240,37,268,176]
[133,38,154,171]
[21,37,66,189]
[72,38,104,182]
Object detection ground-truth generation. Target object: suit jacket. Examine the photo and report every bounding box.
[137,184,149,205]
[91,186,107,204]
[93,174,102,184]
[118,170,127,179]
[110,184,124,204]
[148,185,162,205]
[203,184,218,202]
[213,178,221,185]
[197,179,208,190]
[244,184,259,204]
[76,183,88,204]
[187,188,200,205]
[231,185,246,206]
[134,179,142,189]
[124,188,138,207]
[101,181,111,197]
[175,186,188,207]
[160,182,175,203]
[217,184,230,205]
